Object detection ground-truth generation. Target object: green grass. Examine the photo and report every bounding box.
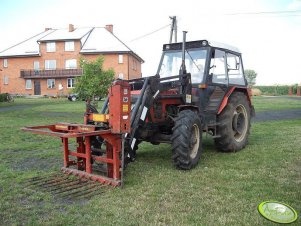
[0,97,300,225]
[252,96,301,112]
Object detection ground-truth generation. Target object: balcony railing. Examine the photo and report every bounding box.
[20,69,83,78]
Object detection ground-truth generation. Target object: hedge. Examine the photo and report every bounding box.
[0,93,10,102]
[254,85,299,96]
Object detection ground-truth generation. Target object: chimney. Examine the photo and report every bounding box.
[69,24,75,32]
[105,24,113,33]
[45,28,52,31]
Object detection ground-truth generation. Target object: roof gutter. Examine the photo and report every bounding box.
[0,54,40,58]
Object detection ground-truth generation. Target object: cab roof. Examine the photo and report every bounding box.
[163,40,241,54]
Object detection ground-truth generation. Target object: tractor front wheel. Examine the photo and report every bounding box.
[214,92,251,152]
[171,110,203,170]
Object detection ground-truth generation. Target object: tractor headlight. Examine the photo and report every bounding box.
[201,41,207,46]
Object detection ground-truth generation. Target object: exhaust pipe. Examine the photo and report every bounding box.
[180,31,187,75]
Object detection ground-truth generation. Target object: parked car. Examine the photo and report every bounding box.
[67,94,102,101]
[67,93,78,101]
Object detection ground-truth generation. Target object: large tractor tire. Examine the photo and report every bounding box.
[171,110,203,170]
[214,92,251,152]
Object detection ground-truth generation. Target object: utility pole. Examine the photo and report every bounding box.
[169,16,177,43]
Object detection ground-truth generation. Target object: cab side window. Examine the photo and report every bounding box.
[209,50,227,85]
[227,53,245,85]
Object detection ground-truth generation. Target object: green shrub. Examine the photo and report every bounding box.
[254,85,298,96]
[0,93,9,102]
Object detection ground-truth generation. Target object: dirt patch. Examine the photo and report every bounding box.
[253,109,301,122]
[10,156,62,172]
[0,105,29,112]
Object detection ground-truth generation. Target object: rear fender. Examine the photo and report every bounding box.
[217,87,255,117]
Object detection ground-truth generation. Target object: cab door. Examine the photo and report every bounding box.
[205,49,228,113]
[208,49,228,86]
[226,53,246,86]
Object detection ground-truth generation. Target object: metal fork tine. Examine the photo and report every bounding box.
[59,182,99,198]
[53,180,92,195]
[27,174,69,187]
[39,177,78,190]
[46,179,86,192]
[71,184,109,199]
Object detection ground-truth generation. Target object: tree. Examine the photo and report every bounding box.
[244,69,257,87]
[74,56,115,101]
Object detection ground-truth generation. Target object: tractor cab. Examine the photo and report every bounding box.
[157,40,247,88]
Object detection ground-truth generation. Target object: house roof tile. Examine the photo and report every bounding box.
[0,29,53,57]
[0,26,144,62]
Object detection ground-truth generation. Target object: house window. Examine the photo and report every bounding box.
[25,79,32,89]
[118,54,123,64]
[45,60,56,70]
[46,42,56,52]
[47,79,55,88]
[3,59,8,68]
[33,61,40,75]
[132,59,137,71]
[4,75,8,85]
[67,78,75,88]
[65,41,75,51]
[65,59,77,69]
[34,61,40,70]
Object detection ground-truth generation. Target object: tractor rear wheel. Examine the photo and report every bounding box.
[214,92,251,152]
[171,110,203,170]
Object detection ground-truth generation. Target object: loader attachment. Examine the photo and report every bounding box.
[22,80,131,187]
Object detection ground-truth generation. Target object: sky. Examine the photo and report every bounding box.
[0,0,301,85]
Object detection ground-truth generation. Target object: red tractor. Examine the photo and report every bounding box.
[123,32,255,169]
[23,32,254,186]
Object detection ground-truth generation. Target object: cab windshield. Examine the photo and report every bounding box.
[158,49,208,84]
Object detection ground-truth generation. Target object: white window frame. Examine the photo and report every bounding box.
[118,54,123,64]
[3,59,8,68]
[34,61,40,70]
[25,79,32,89]
[65,59,77,69]
[46,42,56,52]
[47,79,55,89]
[132,58,137,71]
[4,75,8,85]
[45,60,56,70]
[65,41,75,51]
[67,78,75,88]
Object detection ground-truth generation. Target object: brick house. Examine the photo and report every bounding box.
[0,24,144,96]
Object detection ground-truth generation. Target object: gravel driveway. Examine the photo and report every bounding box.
[253,109,301,122]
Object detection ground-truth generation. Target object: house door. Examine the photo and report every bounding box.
[34,80,41,95]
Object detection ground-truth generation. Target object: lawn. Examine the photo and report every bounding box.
[0,97,300,225]
[252,96,301,112]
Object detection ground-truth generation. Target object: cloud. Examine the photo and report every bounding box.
[287,0,301,10]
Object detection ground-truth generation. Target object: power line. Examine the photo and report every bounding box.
[109,9,300,47]
[225,9,301,16]
[128,24,170,43]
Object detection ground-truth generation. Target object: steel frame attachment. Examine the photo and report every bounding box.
[22,123,122,187]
